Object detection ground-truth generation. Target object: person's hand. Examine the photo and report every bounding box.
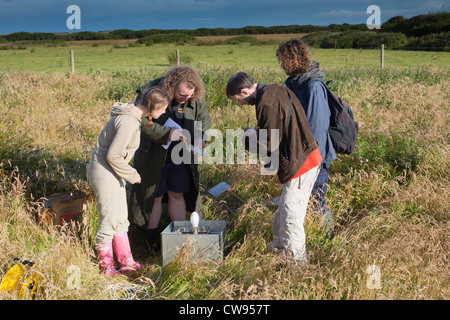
[135,178,141,184]
[168,128,186,141]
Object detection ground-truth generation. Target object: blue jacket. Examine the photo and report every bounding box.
[284,61,336,166]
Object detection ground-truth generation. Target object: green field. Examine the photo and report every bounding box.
[1,42,449,73]
[0,41,449,301]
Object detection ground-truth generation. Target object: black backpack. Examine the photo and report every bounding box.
[322,80,359,154]
[285,77,359,155]
[325,81,359,154]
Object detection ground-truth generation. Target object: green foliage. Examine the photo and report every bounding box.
[354,133,421,180]
[303,31,409,49]
[304,12,450,51]
[403,32,450,51]
[4,32,58,42]
[136,33,196,45]
[324,66,449,87]
[166,51,194,65]
[224,35,259,45]
[381,12,450,37]
[0,115,32,167]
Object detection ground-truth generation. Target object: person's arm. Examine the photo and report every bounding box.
[304,81,330,155]
[140,117,172,145]
[106,116,141,184]
[194,95,211,148]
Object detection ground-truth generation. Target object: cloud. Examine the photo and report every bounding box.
[440,0,450,10]
[315,9,367,18]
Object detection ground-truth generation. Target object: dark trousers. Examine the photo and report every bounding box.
[311,161,334,236]
[311,161,330,216]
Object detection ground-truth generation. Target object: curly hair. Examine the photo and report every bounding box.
[276,39,312,76]
[160,65,205,102]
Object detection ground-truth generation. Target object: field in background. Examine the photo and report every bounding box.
[195,33,308,42]
[1,41,449,73]
[0,41,449,300]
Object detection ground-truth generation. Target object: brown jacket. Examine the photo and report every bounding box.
[256,83,319,184]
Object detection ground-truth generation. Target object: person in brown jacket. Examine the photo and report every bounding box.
[226,72,322,265]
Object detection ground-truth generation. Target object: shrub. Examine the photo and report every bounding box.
[224,35,258,45]
[136,33,195,45]
[304,31,409,49]
[403,32,450,51]
[167,51,194,65]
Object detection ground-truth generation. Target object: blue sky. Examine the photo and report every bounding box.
[0,0,449,34]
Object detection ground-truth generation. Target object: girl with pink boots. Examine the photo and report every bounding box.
[88,88,169,275]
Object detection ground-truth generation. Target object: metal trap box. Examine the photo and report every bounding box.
[161,220,227,265]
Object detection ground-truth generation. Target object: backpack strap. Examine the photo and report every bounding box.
[283,92,292,138]
[281,91,293,160]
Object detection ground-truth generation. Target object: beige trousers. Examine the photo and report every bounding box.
[87,160,130,244]
[270,165,320,264]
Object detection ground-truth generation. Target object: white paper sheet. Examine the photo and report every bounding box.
[162,117,182,150]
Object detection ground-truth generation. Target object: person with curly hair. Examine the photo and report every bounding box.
[276,39,336,238]
[129,65,210,252]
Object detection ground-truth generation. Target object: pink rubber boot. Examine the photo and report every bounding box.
[112,232,145,273]
[96,242,120,275]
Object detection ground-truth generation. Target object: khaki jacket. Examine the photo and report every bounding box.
[90,102,142,184]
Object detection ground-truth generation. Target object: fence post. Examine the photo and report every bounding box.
[380,44,384,69]
[176,49,180,66]
[70,49,75,73]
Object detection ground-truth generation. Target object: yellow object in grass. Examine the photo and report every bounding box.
[0,258,42,299]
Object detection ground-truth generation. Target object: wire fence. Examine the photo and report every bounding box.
[1,44,447,74]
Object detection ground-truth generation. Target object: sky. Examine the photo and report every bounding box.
[0,0,449,35]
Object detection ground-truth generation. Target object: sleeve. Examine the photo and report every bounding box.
[304,81,330,154]
[140,117,172,146]
[256,102,284,155]
[195,95,211,140]
[105,117,141,184]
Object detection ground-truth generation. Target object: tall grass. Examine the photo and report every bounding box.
[0,63,448,300]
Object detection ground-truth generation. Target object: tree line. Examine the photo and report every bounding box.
[303,12,449,51]
[0,24,367,42]
[1,12,448,51]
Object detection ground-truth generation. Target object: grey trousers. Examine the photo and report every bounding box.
[270,165,320,263]
[87,160,130,244]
